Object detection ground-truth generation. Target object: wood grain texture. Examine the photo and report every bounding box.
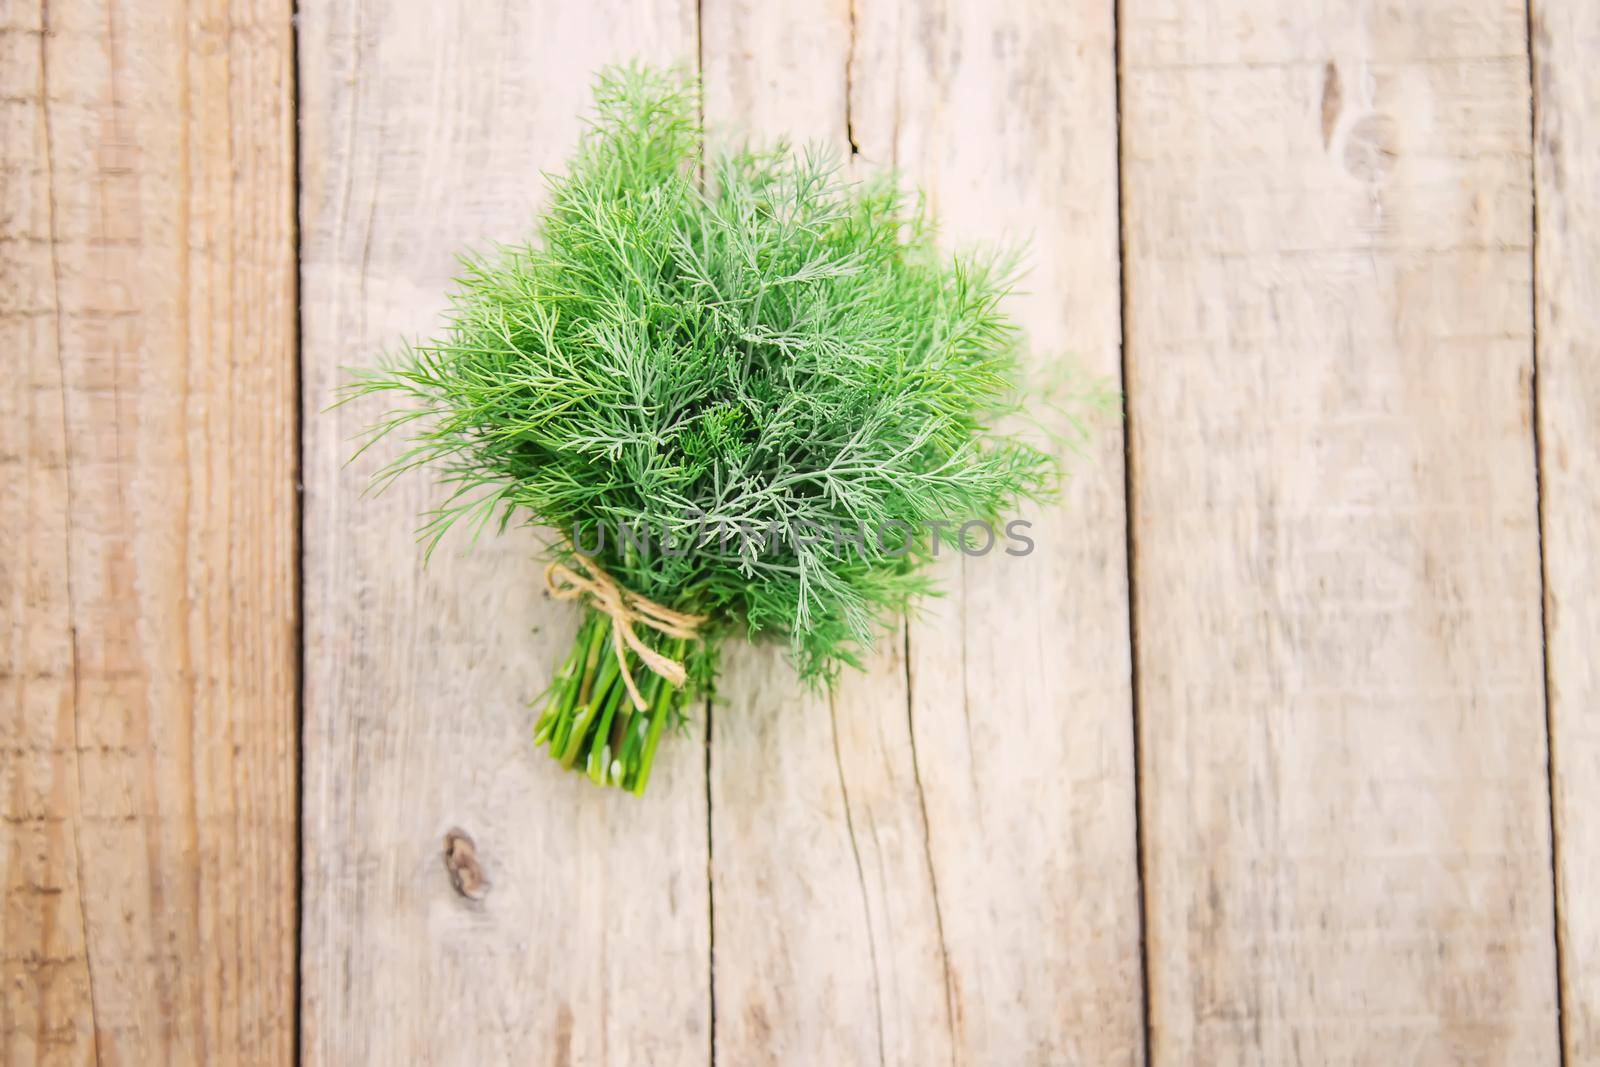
[703,1,1142,1062]
[1121,1,1558,1061]
[701,8,940,1062]
[1,0,298,1063]
[296,3,708,1064]
[1532,0,1600,1060]
[887,0,1145,1061]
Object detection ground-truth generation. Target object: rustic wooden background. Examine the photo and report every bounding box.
[5,0,1597,1062]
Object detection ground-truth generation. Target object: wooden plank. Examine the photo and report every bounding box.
[700,9,927,1061]
[1121,1,1558,1061]
[295,3,708,1064]
[703,1,1142,1062]
[1,0,298,1063]
[887,1,1145,1060]
[1532,1,1600,1059]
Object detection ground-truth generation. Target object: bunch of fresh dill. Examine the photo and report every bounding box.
[352,63,1082,794]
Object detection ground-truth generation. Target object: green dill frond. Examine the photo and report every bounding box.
[352,62,1086,685]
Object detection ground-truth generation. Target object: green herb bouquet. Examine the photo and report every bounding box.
[352,64,1087,795]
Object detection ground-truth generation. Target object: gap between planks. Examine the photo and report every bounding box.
[1525,0,1569,1059]
[1111,0,1158,1061]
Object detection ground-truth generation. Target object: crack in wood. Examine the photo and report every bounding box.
[36,2,102,1059]
[828,692,885,1067]
[904,626,959,1060]
[843,0,861,155]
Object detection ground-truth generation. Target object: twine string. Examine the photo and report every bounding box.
[544,553,707,711]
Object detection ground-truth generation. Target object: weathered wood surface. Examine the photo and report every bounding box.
[701,1,1142,1063]
[886,2,1144,1059]
[296,2,709,1064]
[1532,0,1600,1060]
[1,0,298,1063]
[1121,0,1558,1061]
[700,5,944,1064]
[11,0,1597,1061]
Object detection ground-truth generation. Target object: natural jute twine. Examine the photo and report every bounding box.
[544,553,707,711]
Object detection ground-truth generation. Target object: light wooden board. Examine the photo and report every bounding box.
[700,9,924,1061]
[703,1,1143,1062]
[295,2,709,1064]
[886,0,1146,1061]
[1121,0,1559,1061]
[11,0,1581,1059]
[1,0,298,1062]
[1532,0,1600,1059]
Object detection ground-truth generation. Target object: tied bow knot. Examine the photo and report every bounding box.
[544,553,707,711]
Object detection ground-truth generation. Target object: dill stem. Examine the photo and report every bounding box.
[631,637,686,796]
[534,635,587,744]
[544,626,592,754]
[561,639,620,768]
[535,611,694,793]
[575,613,609,708]
[587,681,624,783]
[616,693,650,788]
[610,698,636,755]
